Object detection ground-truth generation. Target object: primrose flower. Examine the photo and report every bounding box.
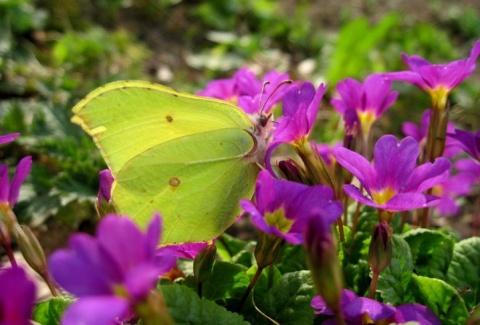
[198,68,290,113]
[240,170,342,245]
[314,142,342,168]
[0,266,36,325]
[448,128,480,161]
[312,289,440,324]
[273,81,326,145]
[0,133,20,145]
[385,40,480,109]
[432,172,476,217]
[0,156,32,209]
[331,73,398,137]
[455,158,480,184]
[402,109,462,158]
[49,213,176,324]
[334,135,451,213]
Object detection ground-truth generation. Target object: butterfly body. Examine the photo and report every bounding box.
[72,81,269,244]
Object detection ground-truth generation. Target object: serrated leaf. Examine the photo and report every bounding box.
[446,237,480,310]
[403,228,455,280]
[407,274,469,325]
[243,270,315,325]
[160,284,249,325]
[33,296,73,325]
[377,235,413,304]
[202,261,250,305]
[277,243,308,274]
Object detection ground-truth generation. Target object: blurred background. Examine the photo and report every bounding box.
[1,0,479,252]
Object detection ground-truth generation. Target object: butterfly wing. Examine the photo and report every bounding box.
[72,81,259,243]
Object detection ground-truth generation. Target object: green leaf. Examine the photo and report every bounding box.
[277,243,308,274]
[403,228,455,280]
[243,270,315,325]
[202,261,250,306]
[342,206,377,294]
[216,233,252,261]
[446,237,480,309]
[160,284,249,325]
[377,235,413,304]
[33,296,73,325]
[407,274,469,325]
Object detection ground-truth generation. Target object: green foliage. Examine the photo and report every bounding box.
[406,274,469,325]
[376,235,413,304]
[33,296,73,325]
[446,237,480,310]
[160,284,249,324]
[403,228,456,280]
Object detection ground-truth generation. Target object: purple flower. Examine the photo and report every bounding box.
[312,289,440,325]
[402,109,462,158]
[0,266,36,325]
[448,128,480,161]
[334,135,451,212]
[198,68,290,114]
[273,82,326,145]
[385,41,480,108]
[49,213,176,324]
[314,142,342,168]
[331,73,398,136]
[0,156,32,209]
[240,170,342,244]
[157,241,210,260]
[455,158,480,183]
[432,172,476,217]
[393,303,441,325]
[312,289,396,323]
[98,169,114,202]
[0,133,20,145]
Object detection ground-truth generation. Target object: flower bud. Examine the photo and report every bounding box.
[304,214,343,314]
[278,159,307,184]
[96,169,116,217]
[13,224,48,277]
[254,232,283,269]
[193,244,217,284]
[368,221,392,274]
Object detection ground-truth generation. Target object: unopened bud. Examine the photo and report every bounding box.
[254,232,283,269]
[96,169,116,217]
[13,224,47,276]
[278,159,307,183]
[304,214,343,314]
[368,221,392,274]
[193,244,217,284]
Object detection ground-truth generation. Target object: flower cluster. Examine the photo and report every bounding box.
[3,39,480,325]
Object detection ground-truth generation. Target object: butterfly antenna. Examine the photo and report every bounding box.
[259,80,293,115]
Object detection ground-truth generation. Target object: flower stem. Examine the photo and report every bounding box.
[238,265,264,310]
[370,270,380,299]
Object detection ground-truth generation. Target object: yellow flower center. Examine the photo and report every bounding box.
[371,188,396,205]
[265,209,294,233]
[112,284,129,299]
[357,111,376,137]
[427,86,449,110]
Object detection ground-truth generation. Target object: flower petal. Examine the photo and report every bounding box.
[394,303,441,325]
[334,148,377,192]
[49,234,117,296]
[61,296,130,325]
[9,156,32,207]
[374,136,418,191]
[0,267,36,324]
[405,157,451,193]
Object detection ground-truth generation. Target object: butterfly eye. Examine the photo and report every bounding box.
[259,113,272,127]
